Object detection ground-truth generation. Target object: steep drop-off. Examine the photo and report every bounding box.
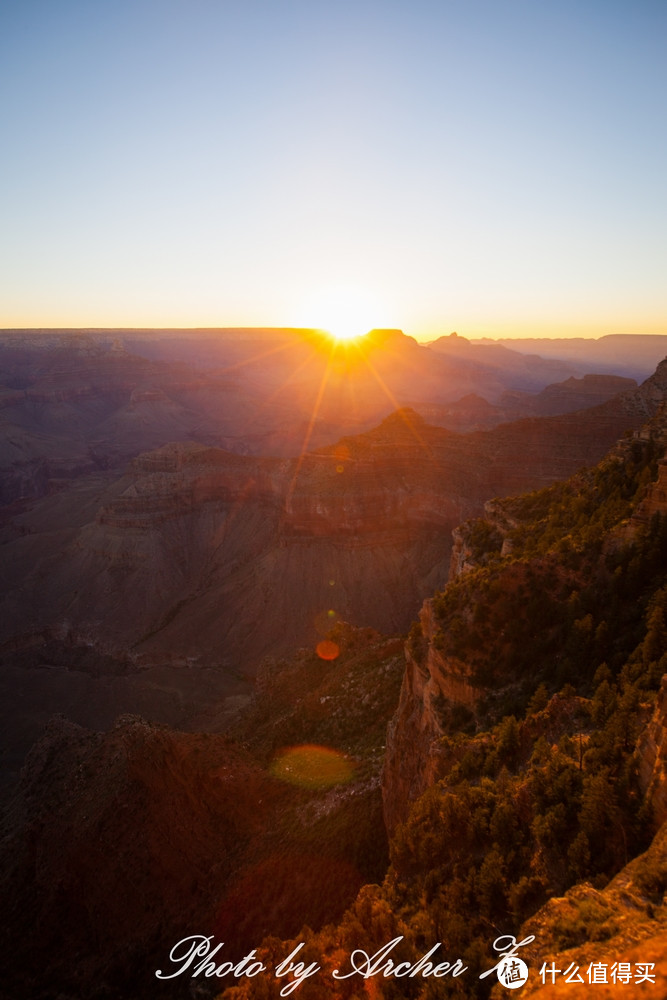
[208,385,667,1000]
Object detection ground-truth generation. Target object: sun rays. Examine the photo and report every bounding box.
[283,326,433,512]
[292,285,386,346]
[205,309,431,518]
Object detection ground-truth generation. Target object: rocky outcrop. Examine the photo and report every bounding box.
[619,357,667,417]
[638,675,667,830]
[382,598,484,832]
[501,820,667,998]
[449,522,479,579]
[609,401,667,545]
[96,442,279,529]
[634,457,667,527]
[449,503,508,579]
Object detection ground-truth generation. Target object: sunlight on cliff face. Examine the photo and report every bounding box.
[270,745,355,789]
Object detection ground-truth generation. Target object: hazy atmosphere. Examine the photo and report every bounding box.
[1,0,666,338]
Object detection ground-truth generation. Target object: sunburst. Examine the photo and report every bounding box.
[295,285,381,344]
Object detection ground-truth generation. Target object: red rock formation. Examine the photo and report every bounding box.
[382,598,484,832]
[506,820,667,999]
[634,458,667,527]
[638,675,667,831]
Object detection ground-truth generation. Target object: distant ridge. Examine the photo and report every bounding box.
[0,326,313,339]
[472,333,667,380]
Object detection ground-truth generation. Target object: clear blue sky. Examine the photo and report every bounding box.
[1,0,665,339]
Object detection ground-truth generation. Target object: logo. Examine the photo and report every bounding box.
[497,956,529,989]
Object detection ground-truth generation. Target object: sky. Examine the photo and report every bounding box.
[1,0,665,340]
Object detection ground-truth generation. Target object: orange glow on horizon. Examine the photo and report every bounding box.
[325,328,369,344]
[292,285,390,346]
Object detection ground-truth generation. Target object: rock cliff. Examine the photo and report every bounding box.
[503,817,667,998]
[634,456,667,527]
[382,597,484,832]
[382,364,667,838]
[638,674,667,831]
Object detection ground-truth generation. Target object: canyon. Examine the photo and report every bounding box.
[2,332,667,1000]
[2,367,664,790]
[2,335,666,792]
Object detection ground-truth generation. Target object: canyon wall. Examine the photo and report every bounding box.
[382,597,484,832]
[638,674,667,831]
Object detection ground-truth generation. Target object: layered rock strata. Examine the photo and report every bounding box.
[382,598,483,832]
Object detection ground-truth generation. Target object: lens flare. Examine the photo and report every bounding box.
[316,639,340,661]
[314,608,340,635]
[270,745,355,789]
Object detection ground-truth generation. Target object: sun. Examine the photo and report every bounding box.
[294,285,383,343]
[327,321,364,343]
